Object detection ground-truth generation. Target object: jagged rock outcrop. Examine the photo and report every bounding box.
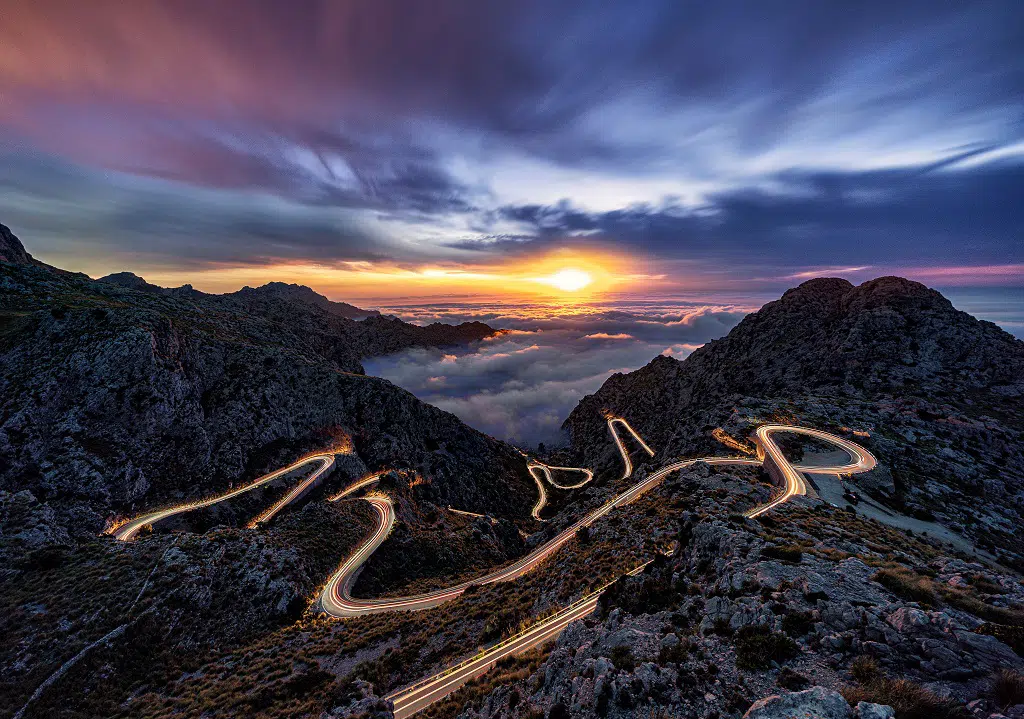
[564,277,1024,560]
[744,687,891,719]
[0,223,33,265]
[0,228,527,533]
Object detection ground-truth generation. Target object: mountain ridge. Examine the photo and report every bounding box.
[98,272,384,320]
[0,223,525,536]
[564,274,1024,561]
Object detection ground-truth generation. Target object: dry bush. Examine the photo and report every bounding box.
[992,669,1024,710]
[734,625,799,669]
[872,568,938,606]
[850,655,881,684]
[841,679,968,719]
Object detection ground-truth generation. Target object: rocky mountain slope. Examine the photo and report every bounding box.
[0,223,530,533]
[565,277,1024,564]
[430,467,1024,719]
[100,273,382,320]
[3,229,1023,719]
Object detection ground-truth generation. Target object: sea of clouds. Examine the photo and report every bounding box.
[363,299,755,448]
[363,287,1022,448]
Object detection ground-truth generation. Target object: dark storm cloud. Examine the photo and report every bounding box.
[116,125,483,217]
[3,1,1022,180]
[478,157,1024,267]
[0,150,392,268]
[0,0,1021,274]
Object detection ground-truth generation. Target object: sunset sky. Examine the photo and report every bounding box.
[1,0,1022,300]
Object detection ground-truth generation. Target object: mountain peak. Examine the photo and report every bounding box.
[843,275,952,312]
[0,223,34,265]
[98,271,162,292]
[566,274,1023,470]
[784,276,854,298]
[230,282,380,319]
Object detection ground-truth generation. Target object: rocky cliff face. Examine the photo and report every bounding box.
[96,271,494,370]
[564,277,1024,561]
[0,226,528,534]
[0,223,33,265]
[383,464,1024,719]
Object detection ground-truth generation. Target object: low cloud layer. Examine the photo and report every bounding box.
[364,301,751,447]
[364,287,1024,446]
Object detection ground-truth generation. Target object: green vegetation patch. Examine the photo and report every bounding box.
[734,624,799,669]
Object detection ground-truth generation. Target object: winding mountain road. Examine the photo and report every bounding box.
[383,423,875,716]
[527,463,594,520]
[109,454,335,541]
[108,418,875,717]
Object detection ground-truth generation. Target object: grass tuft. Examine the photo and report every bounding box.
[992,669,1024,710]
[734,625,799,670]
[842,679,968,719]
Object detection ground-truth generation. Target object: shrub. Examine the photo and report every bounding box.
[658,639,690,664]
[609,645,636,672]
[781,610,814,637]
[992,669,1024,710]
[841,679,968,719]
[735,625,799,669]
[969,574,1006,595]
[548,702,570,719]
[711,617,734,636]
[850,655,881,684]
[942,589,1024,626]
[777,667,810,690]
[18,546,67,570]
[872,568,938,606]
[761,545,803,563]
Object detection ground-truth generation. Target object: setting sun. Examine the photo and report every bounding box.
[541,268,594,292]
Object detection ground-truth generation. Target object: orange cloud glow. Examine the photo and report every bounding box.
[139,248,663,301]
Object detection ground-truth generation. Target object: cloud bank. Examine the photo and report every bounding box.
[364,301,752,446]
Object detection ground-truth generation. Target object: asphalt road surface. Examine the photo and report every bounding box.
[109,419,875,716]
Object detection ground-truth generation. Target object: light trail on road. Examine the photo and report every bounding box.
[527,462,594,520]
[109,454,335,541]
[745,425,876,518]
[386,563,650,719]
[318,423,873,621]
[376,423,874,715]
[528,463,595,490]
[608,417,655,478]
[107,418,875,717]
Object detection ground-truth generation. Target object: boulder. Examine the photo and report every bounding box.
[855,701,895,719]
[744,686,852,719]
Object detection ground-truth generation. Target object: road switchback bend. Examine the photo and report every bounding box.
[109,419,875,717]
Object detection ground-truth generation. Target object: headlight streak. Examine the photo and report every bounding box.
[108,418,874,718]
[108,453,335,541]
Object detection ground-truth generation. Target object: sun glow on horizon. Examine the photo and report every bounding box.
[133,247,660,301]
[537,268,594,292]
